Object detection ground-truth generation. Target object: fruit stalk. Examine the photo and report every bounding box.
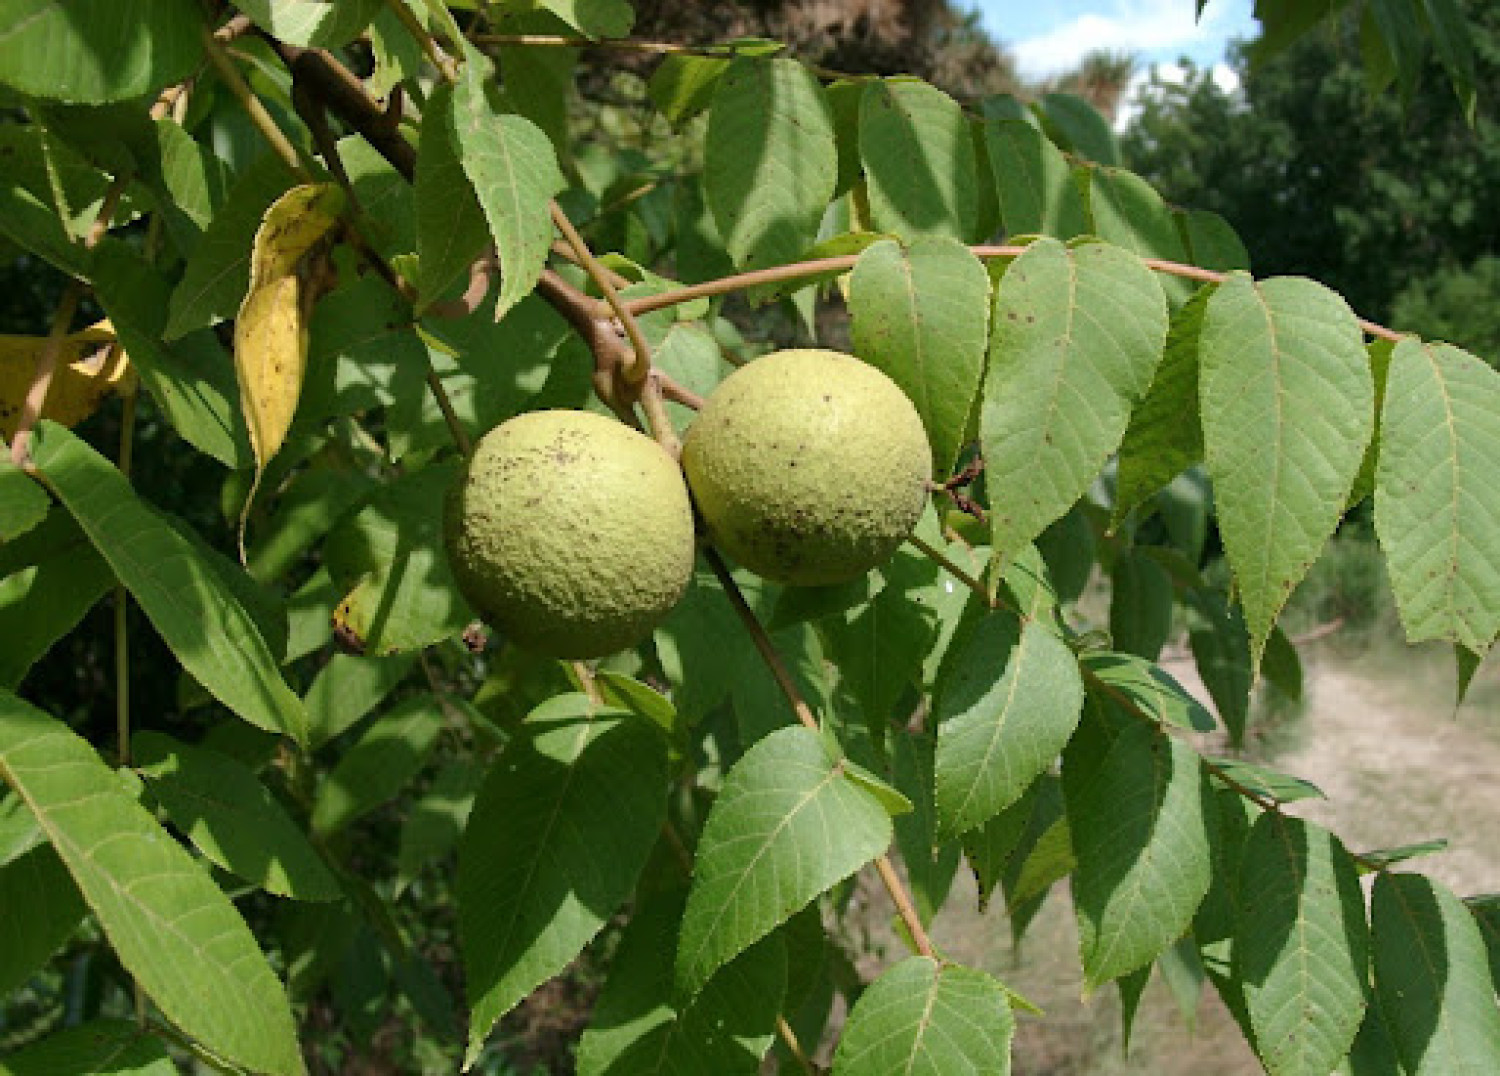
[704,549,937,959]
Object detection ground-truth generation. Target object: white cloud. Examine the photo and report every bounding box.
[1012,0,1240,80]
[1114,61,1241,131]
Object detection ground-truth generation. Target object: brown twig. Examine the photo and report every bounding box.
[703,548,937,960]
[622,244,1406,343]
[658,374,706,411]
[550,202,655,389]
[383,0,461,83]
[202,26,308,180]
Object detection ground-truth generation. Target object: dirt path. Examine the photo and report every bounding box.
[1165,648,1500,897]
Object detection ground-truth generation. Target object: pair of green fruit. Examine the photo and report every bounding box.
[443,349,933,658]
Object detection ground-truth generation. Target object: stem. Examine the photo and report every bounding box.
[549,202,655,388]
[384,0,461,83]
[638,374,681,459]
[573,660,603,705]
[622,245,1407,344]
[658,373,706,411]
[8,283,81,469]
[115,387,136,768]
[702,548,937,959]
[472,33,776,55]
[425,368,474,457]
[776,1015,819,1075]
[201,26,309,180]
[906,533,990,608]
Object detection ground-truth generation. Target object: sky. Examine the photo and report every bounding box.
[969,0,1259,82]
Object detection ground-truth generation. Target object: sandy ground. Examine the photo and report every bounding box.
[829,642,1500,1075]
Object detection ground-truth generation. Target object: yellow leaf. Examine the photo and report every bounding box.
[0,319,134,439]
[233,182,344,560]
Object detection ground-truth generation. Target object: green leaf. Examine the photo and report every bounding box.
[1117,964,1151,1052]
[0,791,41,867]
[0,844,85,997]
[1422,0,1477,121]
[0,518,113,688]
[1113,285,1212,525]
[1200,275,1373,664]
[304,653,416,748]
[822,547,944,733]
[1466,894,1500,989]
[982,119,1090,240]
[0,457,47,541]
[826,79,865,199]
[1086,166,1193,304]
[1196,788,1258,946]
[234,0,384,47]
[1262,623,1304,701]
[998,771,1065,943]
[91,243,251,468]
[1081,652,1216,733]
[0,0,202,103]
[676,725,891,1000]
[1034,92,1120,166]
[962,781,1037,912]
[848,236,991,475]
[860,77,978,243]
[1161,935,1207,1031]
[311,695,444,836]
[324,461,474,655]
[165,154,291,340]
[396,758,483,893]
[31,423,306,745]
[1206,757,1324,804]
[132,732,341,902]
[704,57,835,271]
[0,694,304,1076]
[1187,587,1253,744]
[0,179,93,278]
[535,0,634,38]
[1349,339,1395,509]
[415,82,489,310]
[889,730,960,925]
[1375,339,1500,653]
[1234,813,1369,1076]
[0,1020,175,1076]
[1356,839,1449,873]
[648,54,729,128]
[933,609,1083,839]
[448,54,566,321]
[1064,714,1213,987]
[576,892,785,1076]
[982,238,1168,557]
[1109,547,1175,660]
[459,694,668,1066]
[140,118,233,254]
[1179,209,1251,272]
[831,956,1015,1075]
[1372,872,1500,1075]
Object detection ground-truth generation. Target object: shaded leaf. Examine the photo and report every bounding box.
[415,83,488,309]
[860,77,978,242]
[704,57,835,271]
[459,694,667,1067]
[1372,872,1500,1075]
[1235,813,1369,1076]
[0,1020,174,1075]
[311,695,444,836]
[577,892,785,1076]
[31,423,306,744]
[1081,651,1216,733]
[0,843,85,997]
[133,732,341,902]
[934,608,1083,839]
[1064,714,1213,987]
[0,0,202,103]
[676,725,891,1000]
[0,693,304,1076]
[982,119,1089,240]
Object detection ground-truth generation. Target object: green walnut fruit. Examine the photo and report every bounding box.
[444,409,696,659]
[682,348,932,586]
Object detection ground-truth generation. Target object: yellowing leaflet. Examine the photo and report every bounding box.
[233,182,344,558]
[0,320,134,440]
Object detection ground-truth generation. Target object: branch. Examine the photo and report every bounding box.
[622,244,1407,343]
[703,548,937,960]
[383,0,461,83]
